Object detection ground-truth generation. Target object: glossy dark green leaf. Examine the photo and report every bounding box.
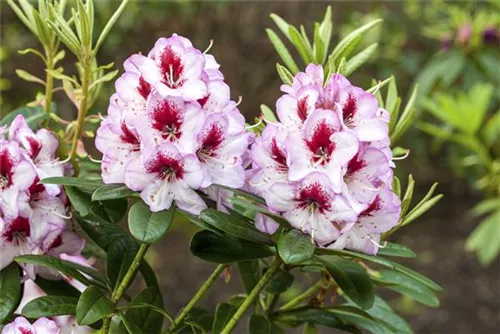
[119,312,144,334]
[274,307,358,332]
[107,238,139,290]
[22,296,77,317]
[177,209,222,234]
[265,269,294,294]
[35,277,81,298]
[212,303,237,333]
[237,260,260,294]
[65,185,92,216]
[363,296,412,334]
[377,243,416,258]
[76,286,115,325]
[119,288,164,334]
[211,184,266,205]
[75,213,132,251]
[139,260,160,291]
[0,105,48,130]
[92,184,138,201]
[249,314,271,334]
[190,230,273,264]
[0,263,22,323]
[328,305,387,334]
[128,201,175,243]
[316,256,374,310]
[278,230,315,264]
[378,271,439,307]
[200,209,273,245]
[14,255,107,289]
[227,197,291,228]
[41,176,103,191]
[101,198,128,223]
[315,248,442,292]
[182,308,214,333]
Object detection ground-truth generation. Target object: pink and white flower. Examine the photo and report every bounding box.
[125,143,206,214]
[1,317,59,334]
[265,173,357,245]
[0,140,36,218]
[8,115,64,196]
[328,187,401,254]
[287,109,358,191]
[248,124,289,196]
[195,113,252,188]
[136,34,207,100]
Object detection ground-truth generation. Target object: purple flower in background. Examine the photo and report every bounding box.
[483,26,500,45]
[248,64,400,254]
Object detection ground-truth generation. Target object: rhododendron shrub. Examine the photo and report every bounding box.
[1,2,443,334]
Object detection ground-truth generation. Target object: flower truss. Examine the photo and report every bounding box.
[96,34,253,215]
[248,64,401,255]
[0,115,84,278]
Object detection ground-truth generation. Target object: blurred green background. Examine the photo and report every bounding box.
[1,1,499,333]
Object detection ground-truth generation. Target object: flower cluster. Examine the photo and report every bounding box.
[248,64,401,254]
[96,34,253,215]
[0,115,83,278]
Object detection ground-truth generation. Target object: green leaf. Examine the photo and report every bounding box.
[289,25,313,64]
[316,256,375,309]
[119,312,145,334]
[65,185,92,216]
[211,184,266,205]
[237,260,260,295]
[177,209,222,235]
[0,263,22,323]
[14,255,107,289]
[89,69,119,90]
[328,305,387,334]
[313,23,325,64]
[276,63,294,86]
[41,176,103,191]
[22,296,78,318]
[377,243,416,258]
[330,19,382,65]
[400,175,415,217]
[249,314,272,334]
[303,322,318,334]
[269,13,292,42]
[15,69,45,85]
[102,198,128,224]
[265,269,294,294]
[267,28,299,74]
[190,230,273,264]
[319,6,333,54]
[128,200,175,244]
[107,238,138,290]
[466,210,500,266]
[212,303,237,333]
[92,184,138,201]
[119,288,164,334]
[274,307,357,332]
[315,249,442,292]
[401,194,443,226]
[278,230,315,265]
[35,276,81,298]
[390,84,419,143]
[377,271,440,307]
[0,105,48,130]
[260,104,277,123]
[363,296,412,334]
[227,197,291,229]
[76,286,115,325]
[343,43,378,76]
[200,209,273,245]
